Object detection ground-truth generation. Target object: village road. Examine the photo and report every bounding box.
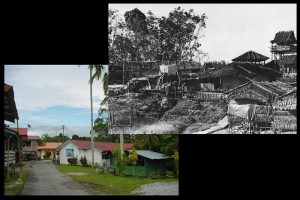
[20,160,93,195]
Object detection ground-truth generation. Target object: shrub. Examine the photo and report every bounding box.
[67,157,78,165]
[125,148,138,166]
[80,155,88,167]
[112,148,125,175]
[172,150,179,177]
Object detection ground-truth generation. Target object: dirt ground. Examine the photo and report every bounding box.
[109,93,227,134]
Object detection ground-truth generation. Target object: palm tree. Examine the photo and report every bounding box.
[88,65,108,95]
[87,65,108,167]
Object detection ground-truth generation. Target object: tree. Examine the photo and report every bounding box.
[72,134,80,140]
[172,150,179,177]
[41,134,50,142]
[110,7,207,64]
[111,146,126,175]
[158,7,207,63]
[133,134,160,152]
[158,134,178,156]
[125,148,138,166]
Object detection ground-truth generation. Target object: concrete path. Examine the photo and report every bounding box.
[20,160,93,195]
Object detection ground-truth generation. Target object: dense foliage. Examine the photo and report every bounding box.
[125,148,138,166]
[109,7,207,64]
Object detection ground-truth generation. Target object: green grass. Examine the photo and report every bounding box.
[55,165,178,195]
[4,169,30,195]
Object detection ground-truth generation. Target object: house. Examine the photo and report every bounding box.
[38,142,62,160]
[57,140,133,167]
[197,51,282,91]
[270,31,297,81]
[4,84,21,177]
[9,128,41,159]
[123,150,172,177]
[270,31,297,61]
[224,80,295,105]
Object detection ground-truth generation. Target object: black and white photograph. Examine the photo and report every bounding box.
[108,4,297,134]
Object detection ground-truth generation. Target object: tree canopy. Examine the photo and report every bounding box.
[109,7,207,64]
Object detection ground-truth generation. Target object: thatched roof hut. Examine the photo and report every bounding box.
[232,50,269,63]
[270,31,297,45]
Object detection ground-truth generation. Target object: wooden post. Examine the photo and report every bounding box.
[174,81,177,99]
[123,61,125,85]
[7,138,10,178]
[130,107,132,127]
[249,121,251,134]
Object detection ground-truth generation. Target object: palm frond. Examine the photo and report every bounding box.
[103,72,109,95]
[88,65,104,84]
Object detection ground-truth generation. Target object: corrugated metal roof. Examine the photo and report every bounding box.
[9,128,28,136]
[136,150,172,160]
[60,140,134,152]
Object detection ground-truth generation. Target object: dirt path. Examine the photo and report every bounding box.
[20,160,93,195]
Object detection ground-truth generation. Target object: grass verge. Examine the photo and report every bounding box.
[55,164,178,195]
[4,168,30,195]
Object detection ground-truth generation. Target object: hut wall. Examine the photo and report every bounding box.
[145,159,166,176]
[124,166,147,177]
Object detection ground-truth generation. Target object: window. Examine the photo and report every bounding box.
[66,149,74,157]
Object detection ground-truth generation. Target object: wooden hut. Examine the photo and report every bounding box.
[270,31,297,61]
[224,80,294,105]
[224,80,296,133]
[124,150,172,177]
[198,62,282,91]
[4,84,21,177]
[232,50,269,64]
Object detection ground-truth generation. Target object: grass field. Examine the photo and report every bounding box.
[4,168,30,195]
[55,165,178,195]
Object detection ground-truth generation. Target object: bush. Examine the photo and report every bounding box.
[80,155,88,167]
[67,157,78,165]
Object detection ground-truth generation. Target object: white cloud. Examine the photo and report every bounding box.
[27,125,92,137]
[4,65,108,112]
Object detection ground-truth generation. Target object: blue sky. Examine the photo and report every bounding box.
[110,4,296,63]
[4,65,108,137]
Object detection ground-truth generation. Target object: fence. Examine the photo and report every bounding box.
[4,150,16,167]
[193,92,224,101]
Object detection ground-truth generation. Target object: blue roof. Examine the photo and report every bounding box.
[136,150,172,160]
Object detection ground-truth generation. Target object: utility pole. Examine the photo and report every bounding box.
[90,67,95,168]
[120,129,124,161]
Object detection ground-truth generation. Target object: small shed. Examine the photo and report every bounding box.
[124,150,172,177]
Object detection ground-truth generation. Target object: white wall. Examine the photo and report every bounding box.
[59,142,103,166]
